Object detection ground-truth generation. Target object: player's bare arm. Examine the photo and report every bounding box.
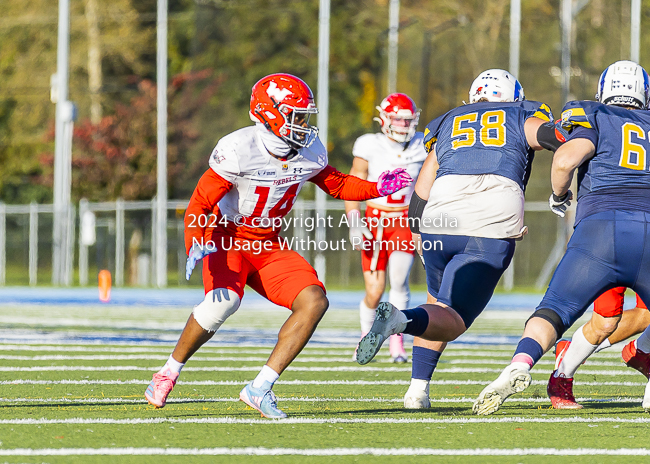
[414,148,438,199]
[551,138,596,197]
[524,116,564,151]
[410,148,438,255]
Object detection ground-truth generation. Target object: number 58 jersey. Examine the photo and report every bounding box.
[424,100,553,190]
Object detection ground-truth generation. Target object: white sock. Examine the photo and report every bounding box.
[359,300,376,334]
[594,338,611,353]
[407,378,429,394]
[508,362,531,373]
[556,325,598,378]
[636,329,650,353]
[252,365,280,389]
[161,354,185,375]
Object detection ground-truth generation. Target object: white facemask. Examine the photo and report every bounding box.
[255,123,295,158]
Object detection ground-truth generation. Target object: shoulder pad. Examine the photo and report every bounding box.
[519,101,553,122]
[559,101,601,130]
[423,113,448,153]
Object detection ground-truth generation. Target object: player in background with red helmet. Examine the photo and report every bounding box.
[345,93,426,363]
[144,74,412,418]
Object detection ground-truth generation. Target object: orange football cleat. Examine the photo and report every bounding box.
[554,339,571,370]
[622,341,650,379]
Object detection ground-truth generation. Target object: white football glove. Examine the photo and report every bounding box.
[185,242,217,280]
[347,210,373,251]
[549,191,573,218]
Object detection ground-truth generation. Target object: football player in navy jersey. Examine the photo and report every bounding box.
[475,60,650,415]
[353,70,563,404]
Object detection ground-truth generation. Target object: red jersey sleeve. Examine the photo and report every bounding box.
[184,169,233,253]
[309,165,380,200]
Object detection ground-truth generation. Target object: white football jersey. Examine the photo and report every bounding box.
[209,126,328,232]
[421,174,525,239]
[352,132,426,208]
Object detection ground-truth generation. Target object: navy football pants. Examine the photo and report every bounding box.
[421,234,515,329]
[537,210,650,330]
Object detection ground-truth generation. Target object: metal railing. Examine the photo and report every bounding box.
[0,198,571,289]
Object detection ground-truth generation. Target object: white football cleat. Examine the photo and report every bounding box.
[404,388,430,409]
[356,302,408,365]
[473,364,531,415]
[643,379,650,413]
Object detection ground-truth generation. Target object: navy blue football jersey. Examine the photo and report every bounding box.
[560,100,650,196]
[423,101,552,189]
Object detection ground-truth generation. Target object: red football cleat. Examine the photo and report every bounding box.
[554,339,571,371]
[622,341,650,379]
[547,371,583,409]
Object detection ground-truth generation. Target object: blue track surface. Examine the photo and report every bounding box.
[0,286,548,310]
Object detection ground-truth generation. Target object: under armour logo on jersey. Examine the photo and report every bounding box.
[266,82,292,102]
[293,167,303,174]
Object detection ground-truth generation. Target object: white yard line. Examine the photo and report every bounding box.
[0,355,360,363]
[0,396,641,405]
[0,447,649,456]
[0,355,625,366]
[3,417,650,426]
[2,379,646,387]
[0,343,520,352]
[0,365,637,375]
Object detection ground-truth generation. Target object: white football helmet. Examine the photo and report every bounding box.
[469,69,525,104]
[596,60,650,110]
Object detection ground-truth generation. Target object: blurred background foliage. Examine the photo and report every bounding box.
[1,0,649,203]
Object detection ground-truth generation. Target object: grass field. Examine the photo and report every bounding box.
[2,297,650,463]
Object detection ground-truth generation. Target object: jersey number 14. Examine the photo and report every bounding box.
[252,184,299,218]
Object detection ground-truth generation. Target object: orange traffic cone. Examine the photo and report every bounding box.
[98,270,112,303]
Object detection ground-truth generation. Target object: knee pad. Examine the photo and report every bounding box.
[526,307,566,339]
[192,288,241,332]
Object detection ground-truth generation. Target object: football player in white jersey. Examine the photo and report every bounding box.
[144,73,412,418]
[345,93,427,363]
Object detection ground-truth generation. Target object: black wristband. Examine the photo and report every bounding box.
[408,192,427,234]
[537,122,563,152]
[552,192,568,203]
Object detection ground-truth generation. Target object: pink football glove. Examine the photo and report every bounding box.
[377,168,413,196]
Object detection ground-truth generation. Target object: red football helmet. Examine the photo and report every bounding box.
[374,93,420,143]
[250,73,319,149]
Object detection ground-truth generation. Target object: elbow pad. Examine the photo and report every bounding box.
[408,192,427,234]
[536,122,565,152]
